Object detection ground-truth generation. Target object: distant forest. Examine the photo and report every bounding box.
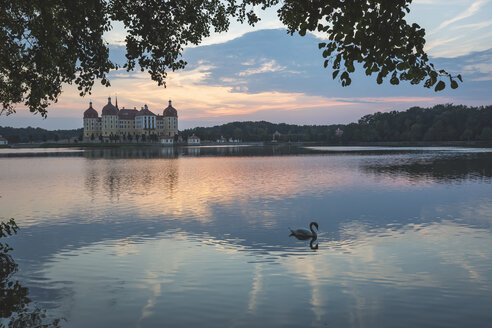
[0,126,83,143]
[181,104,492,142]
[1,104,492,144]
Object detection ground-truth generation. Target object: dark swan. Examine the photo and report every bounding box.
[289,222,319,240]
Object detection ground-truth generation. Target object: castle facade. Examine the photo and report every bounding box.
[83,97,178,141]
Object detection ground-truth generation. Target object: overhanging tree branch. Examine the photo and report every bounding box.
[0,0,460,117]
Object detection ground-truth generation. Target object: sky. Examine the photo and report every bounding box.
[1,0,492,130]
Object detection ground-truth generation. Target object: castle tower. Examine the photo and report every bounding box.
[163,100,178,137]
[101,97,119,137]
[83,102,100,139]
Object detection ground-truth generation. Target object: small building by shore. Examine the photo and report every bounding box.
[187,135,201,145]
[160,136,174,145]
[0,135,8,145]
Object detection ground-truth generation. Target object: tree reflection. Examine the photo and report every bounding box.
[362,152,492,183]
[1,219,62,328]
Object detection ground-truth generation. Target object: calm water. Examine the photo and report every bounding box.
[1,146,492,327]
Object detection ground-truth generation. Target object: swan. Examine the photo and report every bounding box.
[289,222,319,240]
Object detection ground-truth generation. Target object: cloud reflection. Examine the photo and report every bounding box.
[27,219,492,327]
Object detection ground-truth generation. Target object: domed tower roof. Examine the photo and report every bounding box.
[83,102,98,118]
[102,97,118,115]
[163,100,178,117]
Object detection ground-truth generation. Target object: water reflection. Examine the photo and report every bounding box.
[289,234,318,250]
[2,149,492,256]
[361,152,492,183]
[10,221,490,327]
[1,222,62,327]
[289,222,319,250]
[0,144,319,159]
[0,265,63,327]
[1,147,492,327]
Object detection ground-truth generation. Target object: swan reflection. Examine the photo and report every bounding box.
[289,222,319,250]
[309,237,319,250]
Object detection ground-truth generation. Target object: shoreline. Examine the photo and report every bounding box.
[2,140,492,149]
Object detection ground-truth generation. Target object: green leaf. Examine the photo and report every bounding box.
[376,73,383,84]
[318,42,326,49]
[347,62,355,73]
[434,81,445,91]
[332,70,339,79]
[396,62,406,71]
[457,74,463,82]
[450,80,458,89]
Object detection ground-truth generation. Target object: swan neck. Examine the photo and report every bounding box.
[310,222,317,234]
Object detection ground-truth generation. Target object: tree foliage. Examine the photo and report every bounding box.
[181,104,492,143]
[0,126,83,144]
[281,0,461,89]
[1,0,459,117]
[1,219,22,318]
[0,219,18,257]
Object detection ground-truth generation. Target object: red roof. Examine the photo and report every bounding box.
[83,102,98,118]
[102,97,118,115]
[0,137,7,142]
[118,108,139,120]
[163,100,178,117]
[136,105,156,116]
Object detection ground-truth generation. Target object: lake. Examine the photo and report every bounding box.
[1,145,492,327]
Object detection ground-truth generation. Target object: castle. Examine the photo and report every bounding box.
[83,97,178,141]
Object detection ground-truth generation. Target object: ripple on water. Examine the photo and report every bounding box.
[1,149,492,327]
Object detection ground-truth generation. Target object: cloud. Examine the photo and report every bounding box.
[348,96,449,104]
[237,59,286,76]
[452,19,492,30]
[3,29,492,130]
[424,36,461,53]
[429,31,492,57]
[436,0,487,31]
[462,62,492,81]
[241,59,256,66]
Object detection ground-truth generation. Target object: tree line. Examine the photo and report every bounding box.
[181,104,492,142]
[0,126,83,143]
[2,104,492,144]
